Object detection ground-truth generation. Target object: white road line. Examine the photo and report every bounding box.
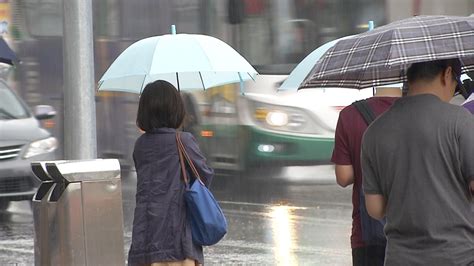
[0,239,34,254]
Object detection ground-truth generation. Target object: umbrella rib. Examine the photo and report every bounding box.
[247,72,256,81]
[239,72,244,95]
[198,72,206,90]
[139,75,147,94]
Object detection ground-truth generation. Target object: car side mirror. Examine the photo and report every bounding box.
[34,105,56,120]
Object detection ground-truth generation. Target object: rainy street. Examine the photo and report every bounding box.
[1,1,474,266]
[0,166,353,265]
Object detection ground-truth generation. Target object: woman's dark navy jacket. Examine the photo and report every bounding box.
[128,128,214,265]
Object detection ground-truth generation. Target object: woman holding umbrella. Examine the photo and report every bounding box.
[128,80,214,266]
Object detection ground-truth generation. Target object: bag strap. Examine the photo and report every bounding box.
[352,99,376,125]
[176,132,205,186]
[177,134,202,182]
[176,132,189,185]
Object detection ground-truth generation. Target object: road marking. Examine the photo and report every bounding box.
[219,200,351,208]
[0,239,34,254]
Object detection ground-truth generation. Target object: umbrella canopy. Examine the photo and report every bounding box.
[278,35,354,91]
[299,15,474,90]
[0,37,17,65]
[98,28,258,94]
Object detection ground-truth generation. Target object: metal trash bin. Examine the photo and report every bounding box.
[31,159,125,266]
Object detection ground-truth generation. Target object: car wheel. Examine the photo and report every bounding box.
[0,200,10,211]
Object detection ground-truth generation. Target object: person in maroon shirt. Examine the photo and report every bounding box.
[331,86,401,266]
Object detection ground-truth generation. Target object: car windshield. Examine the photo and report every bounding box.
[0,83,29,119]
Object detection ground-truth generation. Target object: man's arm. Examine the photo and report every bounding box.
[361,132,386,220]
[457,111,474,194]
[335,164,354,187]
[365,194,386,220]
[332,110,354,187]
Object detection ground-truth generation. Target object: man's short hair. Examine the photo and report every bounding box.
[406,59,462,83]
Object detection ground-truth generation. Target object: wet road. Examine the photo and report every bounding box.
[0,165,353,265]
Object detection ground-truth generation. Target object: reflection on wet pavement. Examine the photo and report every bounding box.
[0,166,353,265]
[0,202,35,265]
[202,196,351,265]
[270,205,299,265]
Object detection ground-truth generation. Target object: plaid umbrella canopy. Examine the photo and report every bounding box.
[299,15,474,90]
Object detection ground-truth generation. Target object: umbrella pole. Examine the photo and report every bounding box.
[176,72,180,91]
[176,71,184,131]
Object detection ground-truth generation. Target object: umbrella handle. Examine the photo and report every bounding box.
[368,21,374,31]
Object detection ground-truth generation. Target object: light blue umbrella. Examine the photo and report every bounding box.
[278,21,377,91]
[98,25,258,94]
[278,35,354,91]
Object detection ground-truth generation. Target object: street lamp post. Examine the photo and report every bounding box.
[62,0,97,159]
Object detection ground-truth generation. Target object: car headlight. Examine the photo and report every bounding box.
[24,137,58,158]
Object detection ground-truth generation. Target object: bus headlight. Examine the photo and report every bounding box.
[24,137,58,158]
[266,111,289,126]
[253,102,315,133]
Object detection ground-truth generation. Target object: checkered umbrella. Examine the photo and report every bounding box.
[299,15,474,90]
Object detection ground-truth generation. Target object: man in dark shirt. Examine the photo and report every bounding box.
[332,86,401,266]
[362,59,474,265]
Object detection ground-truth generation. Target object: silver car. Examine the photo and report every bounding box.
[0,80,57,210]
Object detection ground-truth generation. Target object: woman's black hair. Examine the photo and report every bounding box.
[136,80,186,132]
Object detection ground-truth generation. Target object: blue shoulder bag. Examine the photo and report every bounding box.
[176,133,227,246]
